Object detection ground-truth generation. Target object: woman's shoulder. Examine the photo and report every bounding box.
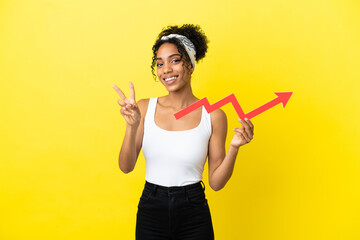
[210,108,227,122]
[137,98,150,105]
[137,98,151,118]
[209,108,227,131]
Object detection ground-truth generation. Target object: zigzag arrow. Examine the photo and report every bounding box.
[174,92,293,120]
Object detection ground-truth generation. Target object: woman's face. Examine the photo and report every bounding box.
[156,42,193,92]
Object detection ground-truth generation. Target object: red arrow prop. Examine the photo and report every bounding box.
[174,92,293,120]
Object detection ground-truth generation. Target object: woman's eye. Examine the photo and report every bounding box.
[172,59,181,63]
[156,63,163,67]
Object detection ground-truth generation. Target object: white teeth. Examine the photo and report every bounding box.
[165,76,177,82]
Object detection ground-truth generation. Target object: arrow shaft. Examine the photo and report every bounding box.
[245,98,281,119]
[174,93,290,120]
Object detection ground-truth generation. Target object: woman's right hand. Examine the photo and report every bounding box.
[113,82,141,127]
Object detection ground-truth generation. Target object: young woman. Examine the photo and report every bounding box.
[113,24,254,240]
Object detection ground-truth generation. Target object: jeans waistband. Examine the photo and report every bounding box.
[145,181,205,193]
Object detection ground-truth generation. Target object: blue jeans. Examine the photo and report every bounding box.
[136,181,214,240]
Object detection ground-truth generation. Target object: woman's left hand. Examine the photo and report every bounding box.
[231,118,254,148]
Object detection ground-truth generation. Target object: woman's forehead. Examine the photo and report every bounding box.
[157,43,180,58]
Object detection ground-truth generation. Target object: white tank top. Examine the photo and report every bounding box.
[142,97,212,187]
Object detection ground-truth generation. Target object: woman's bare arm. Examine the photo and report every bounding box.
[207,109,254,191]
[113,82,148,173]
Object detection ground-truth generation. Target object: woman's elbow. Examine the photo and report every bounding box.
[209,181,225,191]
[119,163,134,174]
[120,168,132,174]
[211,186,222,191]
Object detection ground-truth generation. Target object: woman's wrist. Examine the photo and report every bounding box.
[126,123,139,133]
[229,144,240,152]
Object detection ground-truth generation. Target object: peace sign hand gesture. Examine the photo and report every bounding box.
[113,82,141,127]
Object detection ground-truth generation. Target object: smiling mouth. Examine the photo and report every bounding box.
[164,76,178,82]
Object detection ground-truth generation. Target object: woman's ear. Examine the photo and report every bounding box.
[190,65,194,74]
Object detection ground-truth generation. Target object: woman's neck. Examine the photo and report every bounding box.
[161,84,199,111]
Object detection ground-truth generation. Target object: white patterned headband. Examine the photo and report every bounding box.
[160,34,196,69]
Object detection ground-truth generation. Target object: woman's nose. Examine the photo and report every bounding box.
[163,63,172,74]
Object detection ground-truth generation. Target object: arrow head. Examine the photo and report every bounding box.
[274,92,293,108]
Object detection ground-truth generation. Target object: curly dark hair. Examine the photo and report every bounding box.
[151,24,209,81]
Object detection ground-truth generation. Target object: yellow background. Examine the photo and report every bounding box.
[1,0,359,239]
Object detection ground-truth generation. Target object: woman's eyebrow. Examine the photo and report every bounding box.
[168,54,181,58]
[156,54,181,60]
